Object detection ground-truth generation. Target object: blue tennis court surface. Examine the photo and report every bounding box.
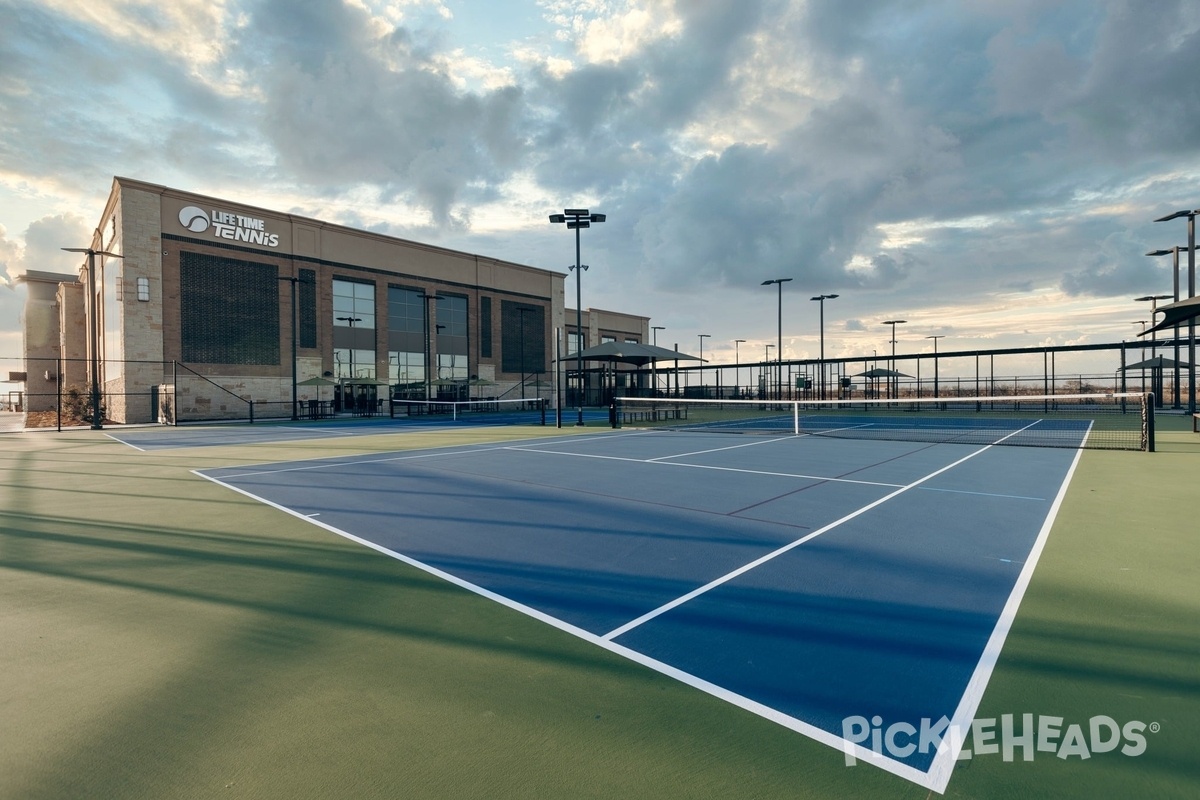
[197,429,1083,792]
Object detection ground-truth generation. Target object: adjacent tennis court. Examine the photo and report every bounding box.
[199,424,1086,792]
[109,398,585,451]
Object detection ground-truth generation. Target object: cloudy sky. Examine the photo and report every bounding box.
[2,0,1198,383]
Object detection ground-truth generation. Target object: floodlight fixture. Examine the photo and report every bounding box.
[761,278,793,398]
[550,208,606,424]
[1153,208,1198,413]
[810,293,839,398]
[62,246,123,429]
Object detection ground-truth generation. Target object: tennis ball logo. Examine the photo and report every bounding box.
[178,206,210,233]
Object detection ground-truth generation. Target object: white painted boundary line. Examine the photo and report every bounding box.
[600,420,1043,642]
[195,419,1069,793]
[191,468,937,789]
[923,436,1086,793]
[204,430,644,478]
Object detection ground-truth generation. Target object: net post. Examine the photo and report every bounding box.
[540,397,547,426]
[610,400,617,428]
[793,401,799,435]
[249,399,255,424]
[1144,392,1155,452]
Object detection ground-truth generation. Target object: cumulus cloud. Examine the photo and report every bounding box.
[2,0,1200,358]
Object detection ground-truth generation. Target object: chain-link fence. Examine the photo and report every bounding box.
[1,337,1194,432]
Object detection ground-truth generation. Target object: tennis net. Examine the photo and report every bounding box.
[612,393,1154,451]
[391,397,547,424]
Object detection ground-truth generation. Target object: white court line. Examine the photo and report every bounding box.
[601,420,1045,642]
[922,422,1082,793]
[196,418,1067,793]
[505,446,903,489]
[106,432,150,452]
[192,464,940,790]
[646,435,801,461]
[206,431,649,478]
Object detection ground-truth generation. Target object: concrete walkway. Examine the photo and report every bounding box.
[0,411,26,433]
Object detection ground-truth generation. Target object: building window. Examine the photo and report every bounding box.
[180,251,279,365]
[333,349,376,380]
[501,301,545,375]
[137,277,150,302]
[567,330,584,355]
[436,294,468,393]
[387,286,427,398]
[333,279,375,377]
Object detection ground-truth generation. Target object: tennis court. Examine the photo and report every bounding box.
[109,398,587,451]
[198,423,1087,792]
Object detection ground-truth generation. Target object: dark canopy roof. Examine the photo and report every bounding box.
[1120,355,1194,371]
[564,341,705,366]
[854,367,912,378]
[1144,296,1200,335]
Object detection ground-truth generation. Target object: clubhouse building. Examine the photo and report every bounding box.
[19,177,650,423]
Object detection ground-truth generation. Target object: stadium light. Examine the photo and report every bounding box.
[882,319,907,399]
[279,274,314,420]
[551,209,605,425]
[925,335,945,399]
[1146,248,1185,408]
[1154,208,1198,414]
[1135,294,1173,408]
[734,339,746,394]
[62,246,123,429]
[810,294,839,399]
[762,278,792,398]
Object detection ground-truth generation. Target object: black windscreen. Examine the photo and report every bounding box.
[180,251,279,364]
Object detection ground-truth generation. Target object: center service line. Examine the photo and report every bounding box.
[600,420,1044,641]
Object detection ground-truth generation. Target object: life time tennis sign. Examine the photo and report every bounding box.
[178,206,280,248]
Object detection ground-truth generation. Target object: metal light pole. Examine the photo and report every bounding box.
[279,274,313,420]
[1146,248,1184,408]
[764,343,773,397]
[810,294,838,400]
[550,209,605,425]
[1133,321,1148,395]
[734,339,745,397]
[419,293,436,401]
[336,316,361,375]
[336,315,362,411]
[518,306,536,399]
[698,334,710,396]
[1135,294,1172,407]
[650,325,665,396]
[882,319,907,400]
[925,335,945,399]
[762,278,792,399]
[62,246,123,429]
[1154,209,1198,414]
